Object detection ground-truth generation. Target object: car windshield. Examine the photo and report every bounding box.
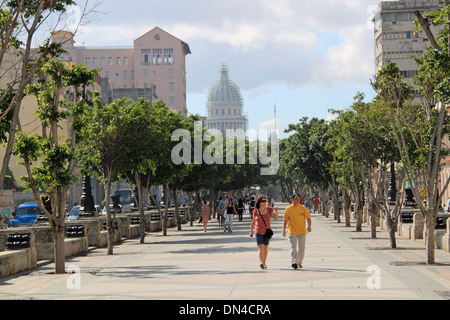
[115,191,131,203]
[16,206,40,215]
[69,207,80,217]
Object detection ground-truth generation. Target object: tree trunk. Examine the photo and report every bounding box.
[54,187,67,274]
[173,187,181,231]
[369,200,377,239]
[355,190,364,232]
[187,192,194,226]
[386,215,397,249]
[162,183,169,236]
[424,210,436,264]
[105,178,114,255]
[343,188,351,227]
[135,174,145,244]
[54,223,65,274]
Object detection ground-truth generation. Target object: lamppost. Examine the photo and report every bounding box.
[78,84,97,218]
[388,162,397,205]
[78,173,97,217]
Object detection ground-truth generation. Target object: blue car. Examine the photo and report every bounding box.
[8,202,42,227]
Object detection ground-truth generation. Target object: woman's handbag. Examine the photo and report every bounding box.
[258,210,273,239]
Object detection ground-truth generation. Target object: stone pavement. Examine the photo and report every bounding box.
[0,202,450,302]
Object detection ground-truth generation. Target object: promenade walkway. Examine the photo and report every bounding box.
[0,203,449,302]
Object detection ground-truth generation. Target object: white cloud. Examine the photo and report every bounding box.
[259,118,285,132]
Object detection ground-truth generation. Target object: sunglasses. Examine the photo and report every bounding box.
[260,200,267,203]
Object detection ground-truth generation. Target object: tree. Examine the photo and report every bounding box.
[126,100,187,240]
[282,117,334,217]
[0,0,100,189]
[13,59,98,274]
[373,59,450,263]
[78,97,154,254]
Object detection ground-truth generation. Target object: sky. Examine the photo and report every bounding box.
[50,0,382,139]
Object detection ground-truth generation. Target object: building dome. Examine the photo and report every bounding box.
[207,64,243,107]
[205,64,247,135]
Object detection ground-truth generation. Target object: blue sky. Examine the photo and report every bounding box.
[51,0,380,139]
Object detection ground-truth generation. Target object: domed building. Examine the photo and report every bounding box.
[205,64,248,136]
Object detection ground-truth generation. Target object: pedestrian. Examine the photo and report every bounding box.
[217,193,228,230]
[248,196,256,216]
[304,197,311,212]
[283,192,312,269]
[250,195,279,269]
[225,198,237,232]
[200,200,211,232]
[237,196,245,221]
[314,196,319,214]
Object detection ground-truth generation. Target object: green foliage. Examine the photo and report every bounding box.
[0,89,15,143]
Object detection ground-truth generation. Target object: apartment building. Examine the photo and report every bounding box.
[374,0,443,85]
[52,26,191,115]
[374,0,450,207]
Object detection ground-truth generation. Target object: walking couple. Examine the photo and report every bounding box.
[249,193,312,269]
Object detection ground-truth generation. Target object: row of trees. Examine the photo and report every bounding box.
[1,0,448,273]
[276,3,450,265]
[0,0,274,274]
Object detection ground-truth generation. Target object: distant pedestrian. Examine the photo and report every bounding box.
[283,192,312,269]
[201,200,211,232]
[248,196,256,216]
[304,198,311,212]
[217,193,228,229]
[250,195,279,269]
[237,196,245,221]
[313,196,319,214]
[225,198,237,232]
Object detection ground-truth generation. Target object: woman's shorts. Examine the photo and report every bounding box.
[256,234,270,246]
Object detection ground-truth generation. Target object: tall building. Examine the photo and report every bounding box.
[205,64,248,136]
[374,0,444,85]
[52,26,191,115]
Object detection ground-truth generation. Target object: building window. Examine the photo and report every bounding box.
[164,49,173,64]
[115,73,119,79]
[124,57,128,65]
[85,57,90,65]
[143,70,148,78]
[142,49,151,65]
[169,96,175,105]
[108,57,113,65]
[168,69,174,78]
[131,71,135,80]
[101,57,105,65]
[116,57,121,65]
[153,49,162,65]
[169,83,174,91]
[105,71,109,78]
[92,57,97,65]
[123,71,127,79]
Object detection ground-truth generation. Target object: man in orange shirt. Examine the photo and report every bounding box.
[283,193,312,269]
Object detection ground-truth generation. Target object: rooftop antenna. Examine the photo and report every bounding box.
[274,104,277,131]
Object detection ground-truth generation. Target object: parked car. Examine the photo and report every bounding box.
[66,205,80,221]
[8,202,41,227]
[66,205,102,221]
[113,189,134,213]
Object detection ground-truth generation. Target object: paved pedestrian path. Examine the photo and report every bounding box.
[1,203,450,301]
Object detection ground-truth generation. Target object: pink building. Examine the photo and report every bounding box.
[52,27,191,115]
